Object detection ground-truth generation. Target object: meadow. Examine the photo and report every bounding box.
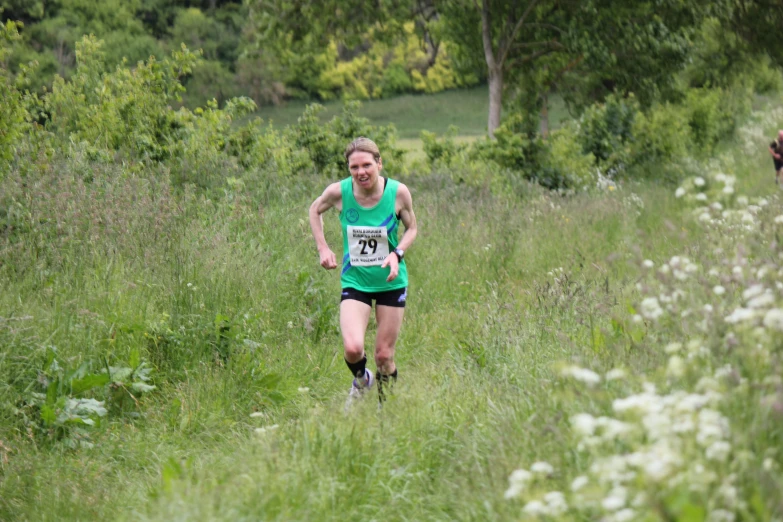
[1,86,783,522]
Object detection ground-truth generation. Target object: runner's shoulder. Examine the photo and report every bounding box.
[322,181,343,201]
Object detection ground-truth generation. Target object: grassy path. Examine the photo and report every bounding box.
[2,99,782,520]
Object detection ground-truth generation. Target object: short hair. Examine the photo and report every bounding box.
[344,137,381,163]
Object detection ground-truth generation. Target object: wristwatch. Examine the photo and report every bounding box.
[393,248,405,261]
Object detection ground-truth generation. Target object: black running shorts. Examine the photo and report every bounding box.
[340,287,407,308]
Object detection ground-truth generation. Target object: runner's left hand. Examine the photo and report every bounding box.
[381,254,398,282]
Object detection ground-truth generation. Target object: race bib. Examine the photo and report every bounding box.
[347,226,390,266]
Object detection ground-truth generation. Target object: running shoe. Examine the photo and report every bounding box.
[344,368,374,411]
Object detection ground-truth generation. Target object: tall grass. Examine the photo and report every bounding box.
[1,106,781,521]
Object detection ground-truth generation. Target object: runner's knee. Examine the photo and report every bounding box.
[344,341,364,362]
[375,347,393,367]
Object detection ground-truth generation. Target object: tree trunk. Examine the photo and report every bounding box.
[488,66,503,138]
[540,93,549,138]
[479,0,503,138]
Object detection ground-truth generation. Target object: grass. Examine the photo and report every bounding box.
[2,94,783,520]
[254,86,570,141]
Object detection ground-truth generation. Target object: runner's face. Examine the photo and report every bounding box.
[348,151,382,190]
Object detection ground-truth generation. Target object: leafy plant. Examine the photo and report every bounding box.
[16,347,156,447]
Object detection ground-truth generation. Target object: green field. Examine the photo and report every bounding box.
[255,86,569,140]
[2,90,783,520]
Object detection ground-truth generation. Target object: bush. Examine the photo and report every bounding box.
[539,123,596,189]
[579,94,638,176]
[0,21,33,172]
[287,101,404,178]
[629,102,691,166]
[421,125,465,168]
[683,87,753,152]
[469,114,595,191]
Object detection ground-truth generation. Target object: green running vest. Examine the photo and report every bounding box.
[339,176,408,292]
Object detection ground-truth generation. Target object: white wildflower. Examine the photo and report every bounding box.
[640,297,664,320]
[571,475,589,492]
[724,308,756,324]
[602,486,627,511]
[707,509,736,522]
[605,368,626,381]
[667,356,686,377]
[255,424,279,434]
[762,309,783,331]
[664,342,682,354]
[675,187,686,198]
[562,366,601,386]
[706,441,732,462]
[694,176,706,186]
[713,285,726,296]
[775,215,783,224]
[696,193,708,202]
[543,491,567,515]
[743,284,764,300]
[522,500,547,515]
[298,387,310,393]
[611,509,636,522]
[571,413,597,436]
[747,293,775,309]
[642,259,654,269]
[723,185,734,195]
[504,468,532,499]
[531,461,555,475]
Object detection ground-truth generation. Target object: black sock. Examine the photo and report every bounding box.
[345,355,367,380]
[377,369,398,402]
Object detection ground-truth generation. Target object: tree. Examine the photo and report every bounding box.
[438,0,575,137]
[724,0,783,69]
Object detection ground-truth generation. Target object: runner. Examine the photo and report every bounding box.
[769,130,783,185]
[308,137,418,408]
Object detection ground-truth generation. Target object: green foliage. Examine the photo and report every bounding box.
[683,87,752,152]
[16,348,155,448]
[683,17,783,95]
[287,100,404,177]
[541,123,597,189]
[628,102,691,166]
[470,114,595,190]
[579,94,638,174]
[421,125,465,168]
[0,20,32,171]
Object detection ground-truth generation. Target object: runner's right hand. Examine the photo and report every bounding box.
[319,248,337,269]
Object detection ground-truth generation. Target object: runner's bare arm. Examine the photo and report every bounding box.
[309,183,342,270]
[381,183,418,281]
[395,183,417,252]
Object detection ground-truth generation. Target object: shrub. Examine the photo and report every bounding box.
[286,100,404,178]
[629,102,691,166]
[421,125,465,168]
[579,94,638,176]
[0,21,33,173]
[684,87,753,152]
[539,123,596,190]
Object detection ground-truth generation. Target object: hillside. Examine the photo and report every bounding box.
[2,90,782,519]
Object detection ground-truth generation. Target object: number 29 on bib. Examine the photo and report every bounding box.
[347,226,390,266]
